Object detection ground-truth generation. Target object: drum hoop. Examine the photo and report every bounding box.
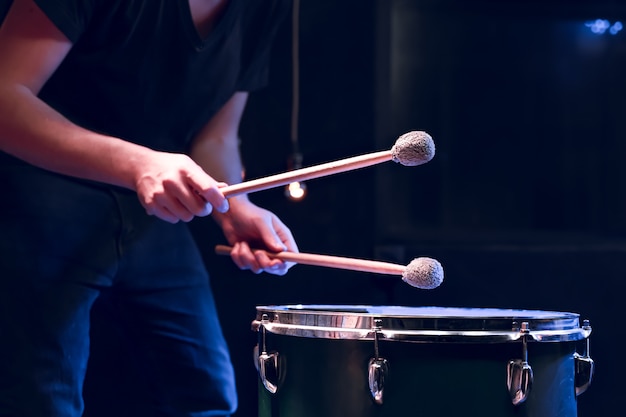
[253,305,591,343]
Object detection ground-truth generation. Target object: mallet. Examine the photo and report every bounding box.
[221,131,435,197]
[215,245,444,289]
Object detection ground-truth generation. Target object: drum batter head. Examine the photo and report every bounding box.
[253,305,590,343]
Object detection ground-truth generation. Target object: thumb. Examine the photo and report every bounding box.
[260,230,288,253]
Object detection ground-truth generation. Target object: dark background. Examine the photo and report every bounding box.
[198,1,626,416]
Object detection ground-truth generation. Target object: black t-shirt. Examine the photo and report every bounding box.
[32,0,289,153]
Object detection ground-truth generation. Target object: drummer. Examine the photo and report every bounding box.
[0,1,298,416]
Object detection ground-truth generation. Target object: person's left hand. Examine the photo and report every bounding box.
[213,196,298,276]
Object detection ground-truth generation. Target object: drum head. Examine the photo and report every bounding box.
[253,305,590,343]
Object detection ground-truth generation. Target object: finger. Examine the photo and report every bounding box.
[241,217,297,273]
[253,250,289,276]
[152,190,196,222]
[161,180,215,218]
[139,191,181,224]
[200,186,228,213]
[231,241,263,274]
[187,173,229,213]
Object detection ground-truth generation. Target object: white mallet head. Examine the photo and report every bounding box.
[402,257,444,289]
[391,131,435,167]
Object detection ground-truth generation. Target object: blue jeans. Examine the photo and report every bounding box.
[0,158,237,417]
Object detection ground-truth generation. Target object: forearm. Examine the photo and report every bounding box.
[0,84,153,190]
[189,131,245,186]
[188,92,249,184]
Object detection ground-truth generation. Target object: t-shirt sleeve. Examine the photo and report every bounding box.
[34,0,98,43]
[236,0,290,92]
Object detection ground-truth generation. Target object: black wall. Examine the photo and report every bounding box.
[370,3,626,415]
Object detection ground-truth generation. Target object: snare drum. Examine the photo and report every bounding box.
[252,305,593,417]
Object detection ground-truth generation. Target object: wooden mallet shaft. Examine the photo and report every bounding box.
[214,244,405,275]
[220,150,392,198]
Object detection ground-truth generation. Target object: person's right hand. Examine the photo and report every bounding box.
[134,151,229,224]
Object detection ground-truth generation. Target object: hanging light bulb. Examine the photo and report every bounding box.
[285,151,307,201]
[285,180,307,201]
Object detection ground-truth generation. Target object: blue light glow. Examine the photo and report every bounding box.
[610,21,623,35]
[585,19,623,35]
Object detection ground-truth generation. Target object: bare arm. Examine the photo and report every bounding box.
[190,93,298,275]
[0,0,146,188]
[189,92,249,187]
[0,0,228,223]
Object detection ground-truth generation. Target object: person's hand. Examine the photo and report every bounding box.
[214,196,298,276]
[134,151,229,224]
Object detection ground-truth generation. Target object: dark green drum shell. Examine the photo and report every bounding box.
[258,334,578,417]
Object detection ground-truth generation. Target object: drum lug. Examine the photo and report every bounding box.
[368,319,389,405]
[574,319,594,396]
[507,321,534,405]
[254,314,284,394]
[368,358,389,405]
[258,350,282,394]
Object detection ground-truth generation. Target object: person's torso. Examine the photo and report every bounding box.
[33,0,287,152]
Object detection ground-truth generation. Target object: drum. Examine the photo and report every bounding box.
[251,305,594,417]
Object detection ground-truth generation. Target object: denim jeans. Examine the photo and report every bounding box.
[0,157,237,417]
